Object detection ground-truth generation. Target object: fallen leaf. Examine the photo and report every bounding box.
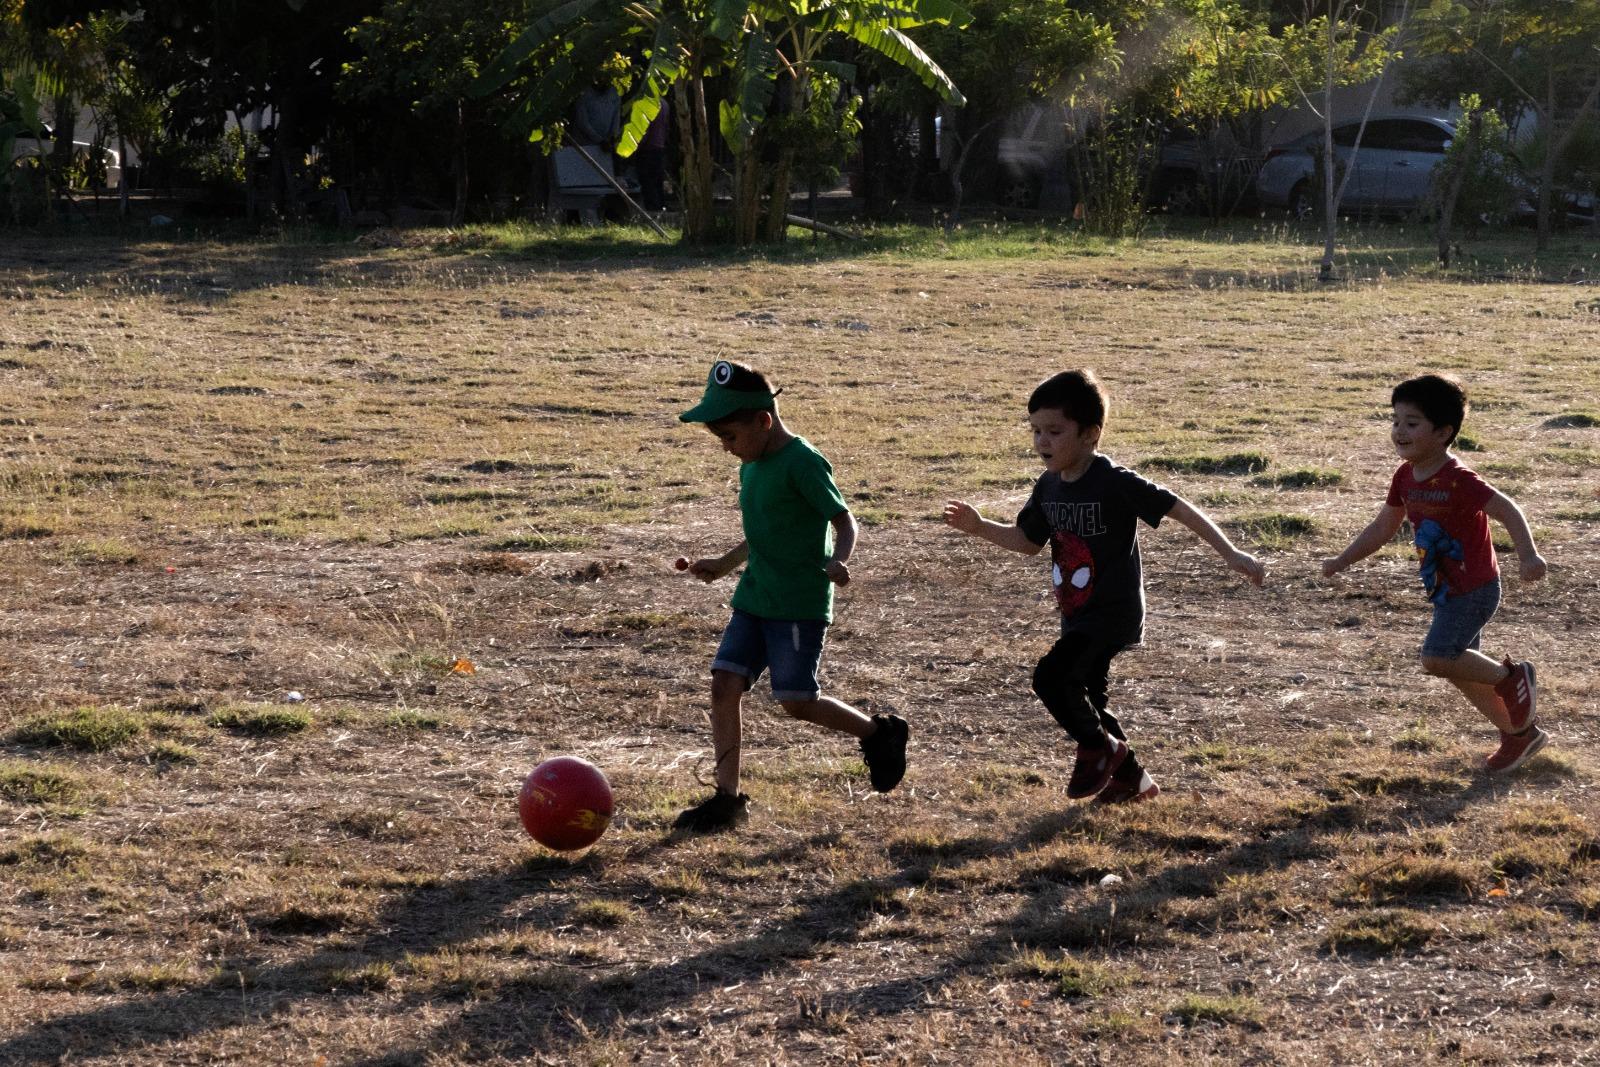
[451,658,476,674]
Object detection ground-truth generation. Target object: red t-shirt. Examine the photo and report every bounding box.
[1386,457,1497,599]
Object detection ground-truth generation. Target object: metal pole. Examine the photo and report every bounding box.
[569,141,672,240]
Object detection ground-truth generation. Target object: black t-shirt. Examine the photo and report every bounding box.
[1016,454,1178,642]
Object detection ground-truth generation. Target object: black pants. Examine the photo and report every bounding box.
[1032,630,1133,751]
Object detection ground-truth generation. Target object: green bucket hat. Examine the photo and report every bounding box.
[678,360,778,423]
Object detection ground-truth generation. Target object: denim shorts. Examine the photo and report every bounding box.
[712,609,827,702]
[1422,579,1500,659]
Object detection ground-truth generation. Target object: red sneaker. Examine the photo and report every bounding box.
[1067,737,1127,799]
[1494,659,1537,733]
[1485,725,1548,775]
[1095,767,1160,805]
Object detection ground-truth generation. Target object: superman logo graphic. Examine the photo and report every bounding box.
[1413,517,1464,605]
[1050,531,1094,615]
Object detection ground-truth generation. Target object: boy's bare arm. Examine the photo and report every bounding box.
[1483,490,1548,582]
[1166,498,1266,586]
[688,541,749,582]
[943,500,1043,556]
[826,510,857,586]
[1321,504,1405,577]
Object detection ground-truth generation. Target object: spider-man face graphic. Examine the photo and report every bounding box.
[1051,531,1094,615]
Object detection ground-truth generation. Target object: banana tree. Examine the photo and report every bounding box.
[478,0,970,244]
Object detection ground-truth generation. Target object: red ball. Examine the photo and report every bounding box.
[519,756,613,851]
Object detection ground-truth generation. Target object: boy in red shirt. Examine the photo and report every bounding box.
[1322,374,1549,772]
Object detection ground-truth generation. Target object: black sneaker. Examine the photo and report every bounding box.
[860,714,909,792]
[673,789,750,832]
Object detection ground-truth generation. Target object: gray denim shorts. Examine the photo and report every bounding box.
[1421,579,1500,659]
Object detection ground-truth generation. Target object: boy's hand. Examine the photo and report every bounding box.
[943,499,982,534]
[1520,552,1548,583]
[1229,549,1267,587]
[825,559,851,587]
[1320,557,1344,579]
[686,558,725,583]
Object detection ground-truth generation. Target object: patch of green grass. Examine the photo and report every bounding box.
[209,704,313,735]
[148,740,199,764]
[1256,467,1343,489]
[1145,452,1270,476]
[1169,993,1261,1028]
[571,899,633,928]
[1390,720,1443,753]
[1454,432,1486,452]
[1353,856,1480,902]
[1503,802,1590,838]
[1181,741,1277,771]
[1492,839,1578,880]
[652,869,707,899]
[384,709,446,730]
[321,961,394,992]
[1542,412,1600,429]
[1324,909,1436,955]
[0,833,91,867]
[0,761,90,806]
[1230,512,1317,547]
[1540,446,1600,468]
[483,533,591,552]
[59,537,142,565]
[887,831,993,863]
[13,706,143,752]
[1002,949,1123,998]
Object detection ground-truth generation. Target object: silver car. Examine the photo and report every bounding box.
[1255,115,1453,219]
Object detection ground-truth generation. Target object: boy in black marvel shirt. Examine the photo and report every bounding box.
[944,370,1266,802]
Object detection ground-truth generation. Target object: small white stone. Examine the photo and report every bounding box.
[1099,873,1123,888]
[283,691,305,703]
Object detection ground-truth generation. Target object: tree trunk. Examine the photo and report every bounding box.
[450,99,468,228]
[762,147,794,243]
[117,132,128,221]
[1435,113,1481,268]
[673,77,714,244]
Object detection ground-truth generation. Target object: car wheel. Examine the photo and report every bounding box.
[1289,182,1315,222]
[999,176,1038,210]
[1160,175,1205,215]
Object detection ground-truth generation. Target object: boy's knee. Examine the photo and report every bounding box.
[711,670,746,703]
[779,699,817,719]
[1032,659,1082,701]
[1419,654,1454,677]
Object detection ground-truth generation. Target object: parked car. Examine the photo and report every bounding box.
[1256,115,1456,220]
[1149,128,1262,215]
[8,124,122,189]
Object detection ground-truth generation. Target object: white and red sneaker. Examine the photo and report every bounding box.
[1486,725,1548,775]
[1095,767,1160,805]
[1494,659,1537,733]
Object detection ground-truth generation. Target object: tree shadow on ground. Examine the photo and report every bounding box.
[0,755,1552,1064]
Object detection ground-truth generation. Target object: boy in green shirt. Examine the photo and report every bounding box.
[675,360,908,831]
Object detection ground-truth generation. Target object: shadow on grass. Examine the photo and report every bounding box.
[0,758,1555,1063]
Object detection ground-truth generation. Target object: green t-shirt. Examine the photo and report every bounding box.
[731,436,849,622]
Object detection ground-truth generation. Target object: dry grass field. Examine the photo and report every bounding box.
[1,221,1598,1065]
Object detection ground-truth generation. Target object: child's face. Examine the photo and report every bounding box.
[1391,401,1454,463]
[707,413,772,462]
[1029,407,1100,476]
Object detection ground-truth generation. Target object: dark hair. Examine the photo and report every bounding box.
[1392,374,1467,443]
[706,406,770,429]
[705,361,780,429]
[720,361,778,397]
[1028,369,1108,429]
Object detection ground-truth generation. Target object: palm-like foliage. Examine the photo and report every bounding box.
[478,0,969,242]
